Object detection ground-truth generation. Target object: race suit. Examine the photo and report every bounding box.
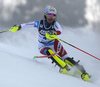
[20,19,69,60]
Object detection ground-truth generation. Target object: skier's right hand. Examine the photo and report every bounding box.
[9,24,21,32]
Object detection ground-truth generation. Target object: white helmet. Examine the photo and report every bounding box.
[44,6,57,21]
[44,6,57,15]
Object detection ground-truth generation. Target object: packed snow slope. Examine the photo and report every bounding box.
[0,27,100,87]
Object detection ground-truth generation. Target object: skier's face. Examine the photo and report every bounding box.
[46,13,56,23]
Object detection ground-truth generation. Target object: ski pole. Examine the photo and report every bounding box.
[0,29,10,34]
[45,33,100,61]
[59,38,100,61]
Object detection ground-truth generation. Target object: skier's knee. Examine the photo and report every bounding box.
[43,49,52,55]
[45,49,52,55]
[44,49,49,55]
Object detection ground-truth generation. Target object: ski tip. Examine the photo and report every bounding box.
[33,56,37,59]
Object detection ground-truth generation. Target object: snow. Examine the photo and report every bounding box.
[0,27,100,87]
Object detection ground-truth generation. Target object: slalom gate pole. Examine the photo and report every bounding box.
[59,39,100,61]
[33,52,58,58]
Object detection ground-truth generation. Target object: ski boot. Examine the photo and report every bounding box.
[59,65,70,74]
[81,72,91,81]
[46,49,70,74]
[64,57,91,81]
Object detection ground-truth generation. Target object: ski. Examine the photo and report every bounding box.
[33,52,58,58]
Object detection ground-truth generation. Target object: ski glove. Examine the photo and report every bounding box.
[46,31,57,40]
[9,24,21,32]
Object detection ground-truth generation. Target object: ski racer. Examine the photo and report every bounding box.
[10,6,90,81]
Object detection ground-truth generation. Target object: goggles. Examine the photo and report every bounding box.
[46,14,56,19]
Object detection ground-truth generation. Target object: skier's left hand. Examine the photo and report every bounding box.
[47,31,57,35]
[46,31,57,40]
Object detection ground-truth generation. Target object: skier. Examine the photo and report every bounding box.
[10,6,90,81]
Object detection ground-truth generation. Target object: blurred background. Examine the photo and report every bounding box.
[0,0,100,32]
